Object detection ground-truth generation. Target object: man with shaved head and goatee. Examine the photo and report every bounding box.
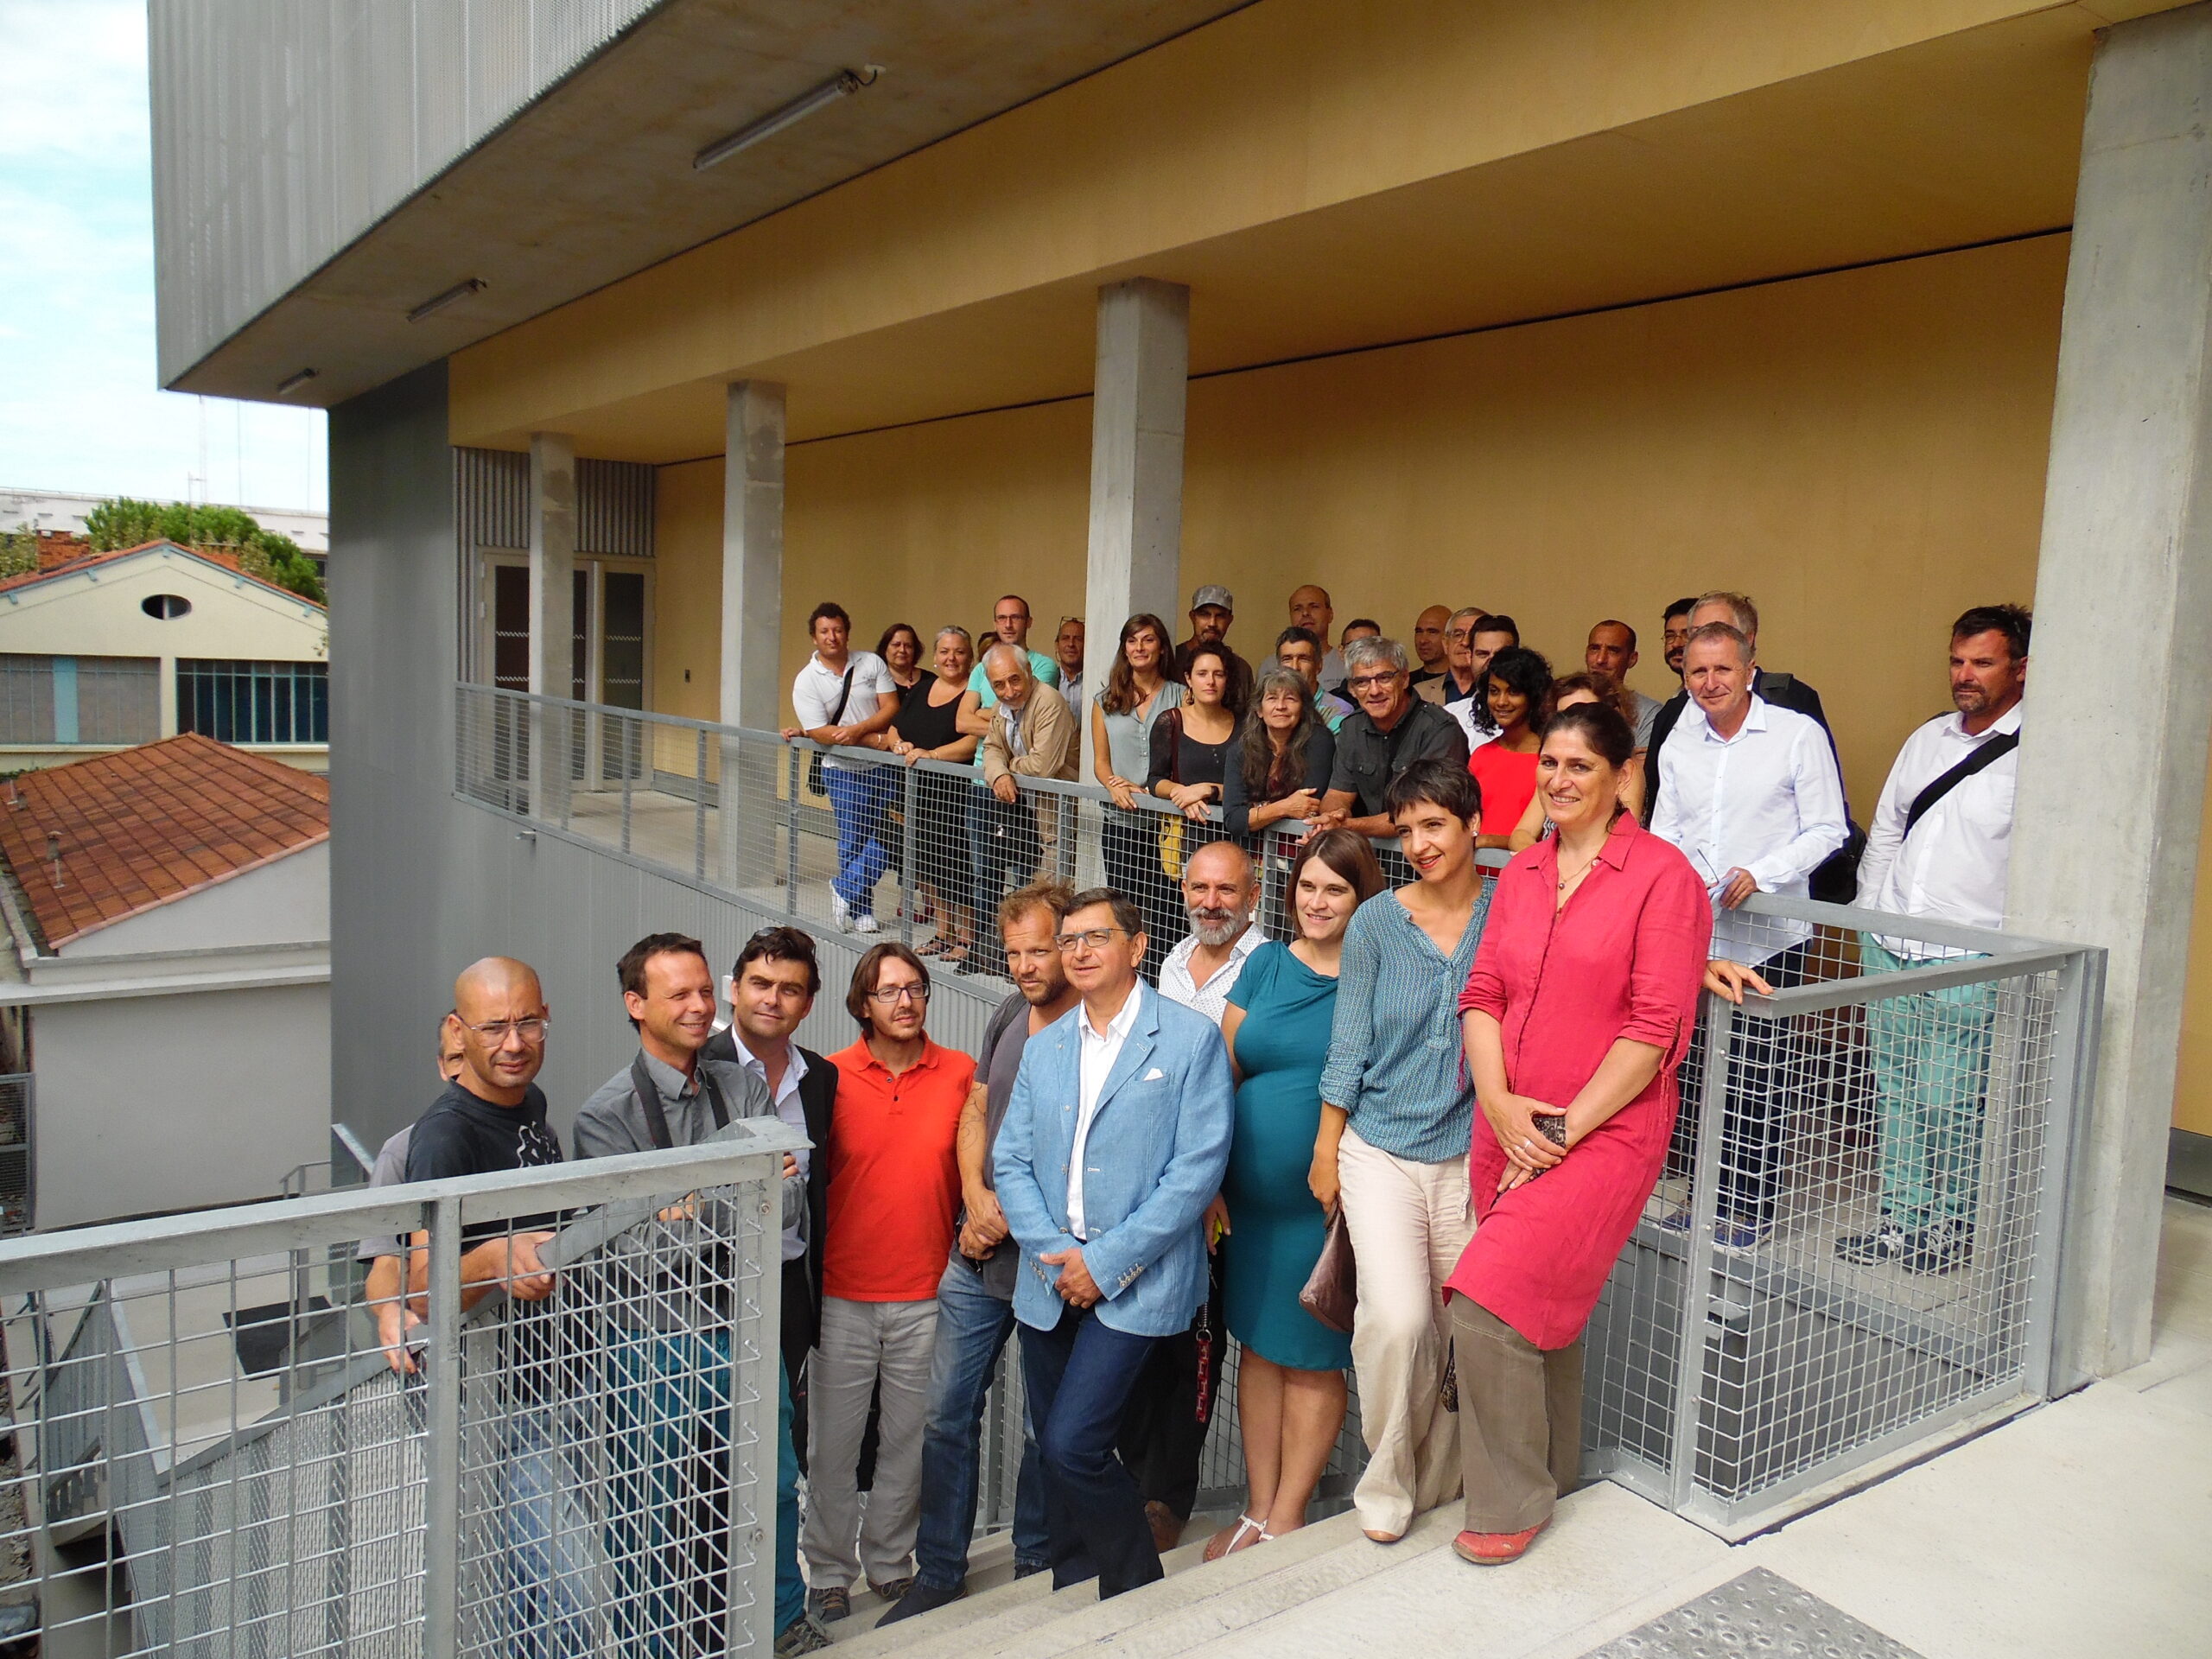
[402,956,589,1657]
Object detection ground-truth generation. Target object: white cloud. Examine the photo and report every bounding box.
[0,0,325,512]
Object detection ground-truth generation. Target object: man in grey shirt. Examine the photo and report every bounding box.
[571,931,825,1657]
[360,1013,466,1374]
[880,880,1078,1625]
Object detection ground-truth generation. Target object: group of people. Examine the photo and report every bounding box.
[363,579,2030,1650]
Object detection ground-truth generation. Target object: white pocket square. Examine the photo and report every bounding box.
[1142,1067,1166,1082]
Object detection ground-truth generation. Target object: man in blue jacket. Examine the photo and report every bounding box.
[994,887,1235,1599]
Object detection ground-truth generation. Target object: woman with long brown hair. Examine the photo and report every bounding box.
[1223,667,1336,845]
[1207,829,1382,1558]
[1089,613,1185,924]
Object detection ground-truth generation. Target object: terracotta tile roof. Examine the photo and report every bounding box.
[0,537,321,607]
[0,734,328,950]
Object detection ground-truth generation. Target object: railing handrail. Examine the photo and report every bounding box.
[0,1121,806,1294]
[461,680,2083,963]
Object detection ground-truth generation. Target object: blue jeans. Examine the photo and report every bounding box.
[1018,1306,1163,1599]
[824,764,894,913]
[965,789,1041,912]
[499,1412,595,1659]
[605,1329,739,1656]
[778,1356,804,1636]
[912,1255,1048,1591]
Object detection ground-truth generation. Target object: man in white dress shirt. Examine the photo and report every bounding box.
[1124,838,1261,1548]
[1650,620,1847,1245]
[1837,605,2029,1275]
[1156,841,1267,1026]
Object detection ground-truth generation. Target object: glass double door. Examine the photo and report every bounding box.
[482,555,651,786]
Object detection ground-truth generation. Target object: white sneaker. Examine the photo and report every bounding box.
[854,911,880,935]
[830,893,855,933]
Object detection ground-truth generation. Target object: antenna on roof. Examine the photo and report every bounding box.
[45,830,62,889]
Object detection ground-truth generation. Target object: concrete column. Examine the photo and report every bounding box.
[720,381,785,891]
[1080,277,1189,790]
[2009,3,2212,1380]
[527,431,576,822]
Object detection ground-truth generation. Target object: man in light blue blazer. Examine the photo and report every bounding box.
[994,887,1234,1599]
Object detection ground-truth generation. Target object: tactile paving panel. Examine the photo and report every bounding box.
[1583,1567,1925,1658]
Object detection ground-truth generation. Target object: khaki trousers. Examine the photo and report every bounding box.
[1337,1128,1474,1536]
[1450,1295,1582,1535]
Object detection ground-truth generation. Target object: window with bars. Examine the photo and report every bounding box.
[0,653,160,744]
[176,658,328,744]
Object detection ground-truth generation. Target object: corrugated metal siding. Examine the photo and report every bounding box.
[455,448,652,558]
[456,447,530,553]
[149,0,666,385]
[577,459,655,557]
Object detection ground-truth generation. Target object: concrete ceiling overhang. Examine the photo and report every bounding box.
[469,5,2101,462]
[168,0,1255,408]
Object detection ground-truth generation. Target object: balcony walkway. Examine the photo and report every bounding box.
[834,1195,2212,1659]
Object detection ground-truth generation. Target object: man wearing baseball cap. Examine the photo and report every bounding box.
[1173,584,1254,717]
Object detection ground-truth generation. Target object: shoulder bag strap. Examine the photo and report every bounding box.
[630,1052,675,1151]
[1903,730,2019,840]
[829,666,856,727]
[696,1063,730,1130]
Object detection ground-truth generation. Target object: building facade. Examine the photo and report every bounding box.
[0,538,329,772]
[148,0,2212,1382]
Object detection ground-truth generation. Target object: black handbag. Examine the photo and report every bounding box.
[805,667,856,795]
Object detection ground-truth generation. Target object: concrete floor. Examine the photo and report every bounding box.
[847,1195,2212,1658]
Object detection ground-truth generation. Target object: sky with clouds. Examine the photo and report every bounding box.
[0,0,326,514]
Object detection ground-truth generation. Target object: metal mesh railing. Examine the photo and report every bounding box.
[454,683,2098,1541]
[0,1122,800,1655]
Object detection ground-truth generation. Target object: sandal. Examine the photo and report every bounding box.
[941,944,971,971]
[916,938,950,958]
[1204,1515,1264,1562]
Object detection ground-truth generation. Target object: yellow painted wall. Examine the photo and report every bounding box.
[2175,746,2212,1135]
[659,236,2061,810]
[451,0,2126,451]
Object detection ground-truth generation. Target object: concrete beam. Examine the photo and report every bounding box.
[527,430,576,821]
[1081,277,1189,788]
[2009,2,2212,1380]
[720,382,785,888]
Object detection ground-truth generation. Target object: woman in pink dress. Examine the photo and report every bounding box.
[1445,702,1713,1565]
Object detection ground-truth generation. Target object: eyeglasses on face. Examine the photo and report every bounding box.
[1054,926,1128,953]
[1346,672,1402,692]
[867,984,931,1006]
[461,1017,550,1044]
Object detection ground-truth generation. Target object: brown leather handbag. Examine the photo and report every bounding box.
[1299,1210,1357,1334]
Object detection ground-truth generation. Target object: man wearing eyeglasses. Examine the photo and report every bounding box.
[400,956,588,1659]
[993,889,1234,1600]
[1314,635,1471,842]
[803,944,978,1624]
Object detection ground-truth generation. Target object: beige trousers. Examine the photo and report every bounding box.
[1451,1295,1583,1535]
[1336,1127,1475,1536]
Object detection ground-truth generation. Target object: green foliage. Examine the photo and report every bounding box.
[0,524,35,581]
[85,497,325,605]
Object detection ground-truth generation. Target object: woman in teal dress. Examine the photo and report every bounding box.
[1207,828,1386,1557]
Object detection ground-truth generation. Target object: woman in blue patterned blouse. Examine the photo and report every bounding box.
[1313,757,1491,1543]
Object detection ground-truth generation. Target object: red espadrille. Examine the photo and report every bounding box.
[1451,1519,1548,1565]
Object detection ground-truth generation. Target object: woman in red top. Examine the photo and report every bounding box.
[1445,702,1712,1565]
[1466,646,1551,849]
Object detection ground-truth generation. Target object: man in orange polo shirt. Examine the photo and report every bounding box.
[802,943,977,1624]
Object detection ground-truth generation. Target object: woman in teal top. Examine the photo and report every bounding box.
[1206,829,1386,1559]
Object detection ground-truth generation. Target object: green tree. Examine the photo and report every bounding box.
[0,524,35,581]
[85,497,325,605]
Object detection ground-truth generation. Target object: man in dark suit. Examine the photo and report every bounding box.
[703,927,838,1433]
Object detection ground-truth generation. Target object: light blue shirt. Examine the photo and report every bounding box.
[1320,890,1490,1163]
